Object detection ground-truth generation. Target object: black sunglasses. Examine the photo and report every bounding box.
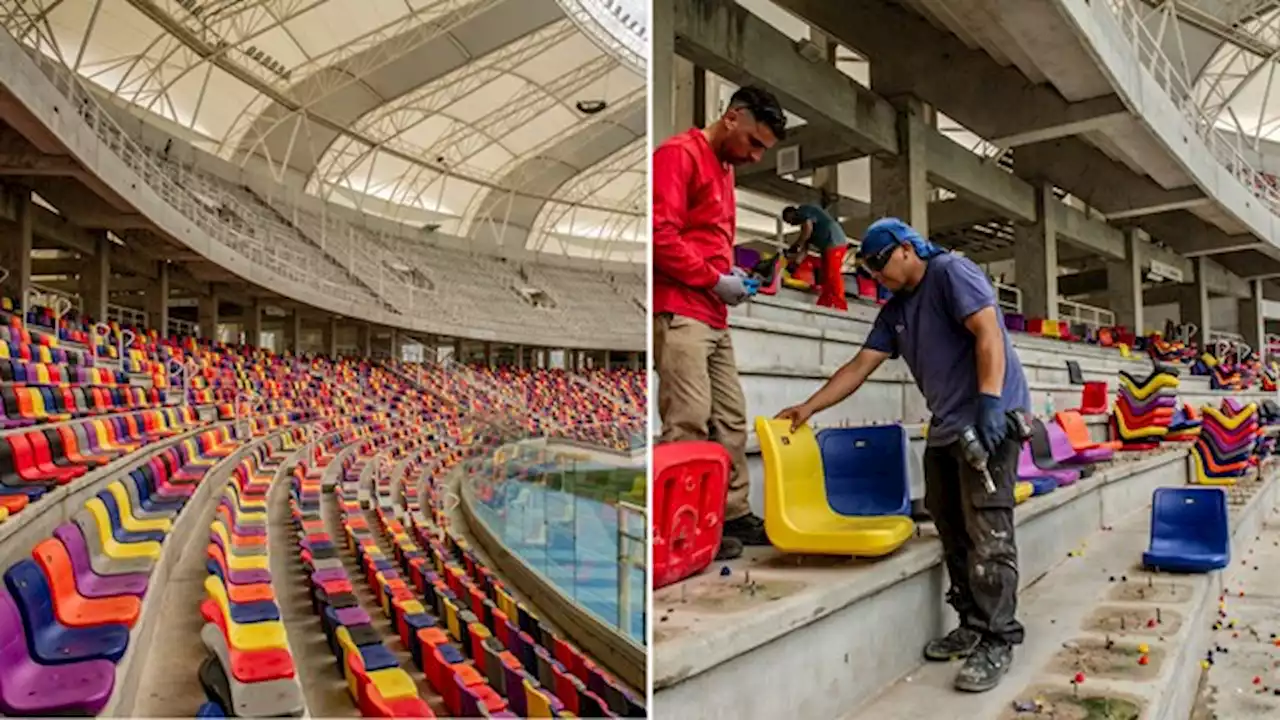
[860,242,900,272]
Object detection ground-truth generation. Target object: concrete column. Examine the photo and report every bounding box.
[1240,279,1265,357]
[246,300,262,348]
[389,328,400,361]
[453,338,463,362]
[324,317,338,358]
[358,324,372,357]
[146,261,170,337]
[198,289,219,341]
[1179,258,1211,346]
[603,350,612,370]
[0,187,33,306]
[484,342,493,368]
[515,344,524,369]
[85,232,110,321]
[285,311,301,354]
[653,0,676,142]
[1013,184,1059,321]
[632,352,642,371]
[1106,228,1145,333]
[869,96,929,235]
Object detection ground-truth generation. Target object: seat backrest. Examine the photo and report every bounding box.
[3,558,57,638]
[0,589,33,668]
[1149,487,1228,553]
[816,424,912,516]
[756,417,825,515]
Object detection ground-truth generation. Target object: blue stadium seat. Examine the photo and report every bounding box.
[1142,487,1229,573]
[815,425,912,516]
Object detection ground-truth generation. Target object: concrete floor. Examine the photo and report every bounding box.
[1192,504,1280,719]
[848,470,1278,720]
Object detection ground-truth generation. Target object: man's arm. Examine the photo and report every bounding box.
[801,347,890,414]
[964,307,1006,397]
[652,145,721,289]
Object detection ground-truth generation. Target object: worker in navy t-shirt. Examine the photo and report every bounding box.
[776,218,1031,694]
[782,204,849,310]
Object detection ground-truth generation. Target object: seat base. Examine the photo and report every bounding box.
[1142,551,1228,574]
[766,515,914,557]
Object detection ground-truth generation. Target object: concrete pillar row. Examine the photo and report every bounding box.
[652,0,677,142]
[1179,257,1212,346]
[1106,228,1145,334]
[246,300,263,348]
[0,187,33,306]
[286,311,302,354]
[1013,184,1059,321]
[198,290,219,341]
[323,317,338,359]
[515,344,524,369]
[389,328,400,361]
[82,232,110,322]
[1239,279,1265,357]
[358,324,372,358]
[869,92,929,236]
[146,261,170,338]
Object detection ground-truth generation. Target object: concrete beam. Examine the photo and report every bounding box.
[989,108,1131,148]
[0,153,83,177]
[738,124,867,185]
[1047,201,1125,260]
[765,0,1209,219]
[673,0,899,156]
[930,199,1003,234]
[770,0,1130,142]
[923,126,1036,223]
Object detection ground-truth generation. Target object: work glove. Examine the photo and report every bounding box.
[976,393,1007,454]
[713,273,754,306]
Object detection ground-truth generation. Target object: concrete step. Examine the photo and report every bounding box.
[652,447,1279,720]
[849,468,1278,720]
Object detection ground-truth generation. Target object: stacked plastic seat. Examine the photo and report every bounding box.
[1192,400,1261,485]
[1166,403,1203,441]
[198,444,304,717]
[1111,367,1180,449]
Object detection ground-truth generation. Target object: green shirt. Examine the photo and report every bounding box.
[794,204,846,251]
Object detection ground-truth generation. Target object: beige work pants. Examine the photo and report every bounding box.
[653,313,751,520]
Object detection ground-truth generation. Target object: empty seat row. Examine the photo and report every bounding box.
[0,359,125,387]
[0,337,92,367]
[287,459,434,718]
[197,443,304,718]
[0,384,164,428]
[0,421,245,715]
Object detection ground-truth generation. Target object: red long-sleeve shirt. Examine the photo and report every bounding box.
[652,129,736,330]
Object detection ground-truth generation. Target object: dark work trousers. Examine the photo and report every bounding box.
[923,435,1025,646]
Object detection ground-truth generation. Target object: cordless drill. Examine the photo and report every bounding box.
[958,425,998,494]
[959,410,1033,495]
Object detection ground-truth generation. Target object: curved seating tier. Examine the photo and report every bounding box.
[0,421,247,716]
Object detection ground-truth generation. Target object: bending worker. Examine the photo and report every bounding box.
[781,204,849,310]
[653,86,788,560]
[776,218,1030,693]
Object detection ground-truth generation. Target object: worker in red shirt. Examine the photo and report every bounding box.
[652,86,788,560]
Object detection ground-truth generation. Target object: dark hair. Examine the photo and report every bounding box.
[727,86,787,141]
[782,206,798,219]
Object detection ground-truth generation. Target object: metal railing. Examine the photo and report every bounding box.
[1058,298,1117,328]
[0,5,643,349]
[1101,0,1280,212]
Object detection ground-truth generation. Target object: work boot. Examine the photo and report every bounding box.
[922,626,981,661]
[715,536,743,561]
[953,638,1013,693]
[723,514,769,546]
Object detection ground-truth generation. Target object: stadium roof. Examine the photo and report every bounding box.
[19,0,648,262]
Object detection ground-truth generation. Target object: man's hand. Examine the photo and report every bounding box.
[976,393,1007,453]
[775,403,814,433]
[713,274,755,305]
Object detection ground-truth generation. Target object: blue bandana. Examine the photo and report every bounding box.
[858,217,946,261]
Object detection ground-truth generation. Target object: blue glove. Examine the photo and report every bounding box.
[743,277,760,296]
[976,393,1007,454]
